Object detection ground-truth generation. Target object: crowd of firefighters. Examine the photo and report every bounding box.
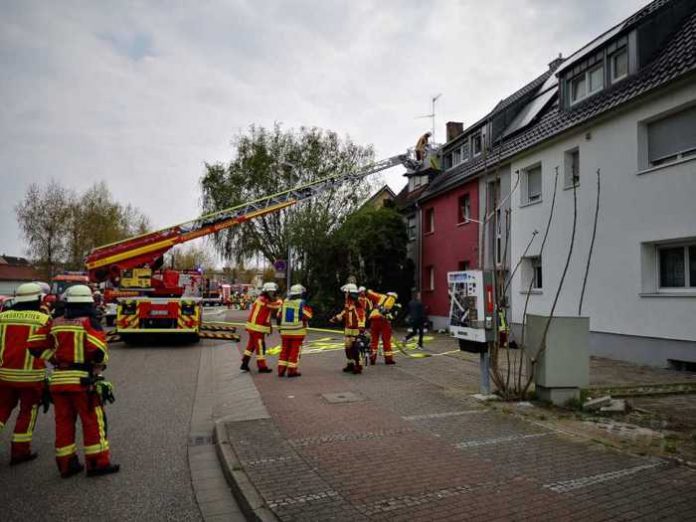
[241,281,402,377]
[0,282,118,478]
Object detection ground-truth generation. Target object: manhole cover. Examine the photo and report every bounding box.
[321,392,365,404]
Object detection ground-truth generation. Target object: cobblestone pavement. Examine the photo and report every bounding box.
[221,313,696,521]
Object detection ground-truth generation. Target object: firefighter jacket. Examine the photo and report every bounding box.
[245,295,283,334]
[31,315,108,392]
[332,298,366,337]
[0,309,50,386]
[366,290,397,320]
[279,299,313,338]
[358,295,372,315]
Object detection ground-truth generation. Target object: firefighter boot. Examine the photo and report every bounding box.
[10,452,38,466]
[87,463,121,477]
[278,366,287,377]
[342,363,355,373]
[385,357,396,365]
[352,363,363,375]
[369,355,376,366]
[287,369,302,378]
[240,356,251,372]
[257,361,273,374]
[60,455,85,479]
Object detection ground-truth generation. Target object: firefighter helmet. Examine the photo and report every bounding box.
[342,283,358,294]
[64,284,94,304]
[262,282,278,293]
[289,284,306,297]
[387,291,398,299]
[14,282,42,303]
[358,286,366,293]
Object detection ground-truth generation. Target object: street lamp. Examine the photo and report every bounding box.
[280,160,298,293]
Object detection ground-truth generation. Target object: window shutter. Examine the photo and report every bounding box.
[648,106,696,163]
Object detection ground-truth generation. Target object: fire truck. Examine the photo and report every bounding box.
[85,152,419,344]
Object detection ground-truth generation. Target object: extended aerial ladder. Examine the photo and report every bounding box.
[85,152,419,342]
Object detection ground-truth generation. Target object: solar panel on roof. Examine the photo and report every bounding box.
[502,74,559,138]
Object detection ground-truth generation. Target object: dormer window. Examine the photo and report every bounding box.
[610,48,628,82]
[472,134,482,157]
[570,64,604,105]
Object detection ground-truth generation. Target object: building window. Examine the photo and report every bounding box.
[610,48,628,82]
[521,164,542,205]
[426,266,435,291]
[522,256,542,291]
[570,64,604,105]
[444,154,452,170]
[658,244,696,289]
[407,216,416,241]
[461,142,470,162]
[564,148,580,188]
[472,134,482,157]
[458,194,471,224]
[425,208,435,233]
[458,261,469,271]
[647,106,696,167]
[452,148,461,165]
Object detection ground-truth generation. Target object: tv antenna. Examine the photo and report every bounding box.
[415,93,442,142]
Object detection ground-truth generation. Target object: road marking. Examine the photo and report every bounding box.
[289,427,415,447]
[403,410,485,421]
[543,462,664,493]
[268,489,340,508]
[456,432,550,449]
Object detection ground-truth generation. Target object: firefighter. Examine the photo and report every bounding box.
[241,282,282,373]
[415,131,431,162]
[31,284,119,478]
[278,284,313,378]
[357,286,372,316]
[330,284,366,374]
[0,283,50,465]
[366,289,399,365]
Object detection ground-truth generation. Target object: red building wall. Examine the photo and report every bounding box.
[421,179,479,320]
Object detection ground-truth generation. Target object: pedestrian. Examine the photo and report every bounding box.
[330,284,366,374]
[30,284,119,478]
[278,284,313,378]
[403,292,426,349]
[241,282,282,373]
[365,289,399,365]
[0,283,51,466]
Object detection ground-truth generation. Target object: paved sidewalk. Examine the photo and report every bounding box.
[217,325,696,521]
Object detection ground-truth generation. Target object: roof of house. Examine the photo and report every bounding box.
[491,67,557,114]
[0,264,41,282]
[420,4,696,202]
[0,255,30,266]
[394,183,428,211]
[363,184,396,208]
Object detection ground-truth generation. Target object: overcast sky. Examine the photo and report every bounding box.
[1,0,648,261]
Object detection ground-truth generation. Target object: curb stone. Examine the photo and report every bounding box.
[214,417,278,522]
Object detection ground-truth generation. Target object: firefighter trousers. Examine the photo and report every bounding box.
[278,336,303,376]
[243,331,270,370]
[52,391,111,474]
[0,384,41,459]
[370,317,394,362]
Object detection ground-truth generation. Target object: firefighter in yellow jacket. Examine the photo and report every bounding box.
[366,290,399,365]
[278,285,313,378]
[0,283,50,465]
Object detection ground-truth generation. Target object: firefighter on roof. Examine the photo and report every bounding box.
[0,283,50,466]
[241,282,282,373]
[278,284,313,378]
[31,284,119,478]
[366,289,399,365]
[330,284,366,374]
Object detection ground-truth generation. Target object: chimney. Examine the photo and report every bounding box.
[446,121,464,142]
[548,53,563,71]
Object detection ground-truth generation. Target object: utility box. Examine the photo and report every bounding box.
[448,270,495,352]
[525,315,589,405]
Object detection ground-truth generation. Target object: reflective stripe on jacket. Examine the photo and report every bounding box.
[279,299,313,337]
[332,298,366,337]
[0,310,50,384]
[245,296,282,334]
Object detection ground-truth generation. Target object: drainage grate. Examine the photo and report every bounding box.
[189,434,213,446]
[321,392,364,404]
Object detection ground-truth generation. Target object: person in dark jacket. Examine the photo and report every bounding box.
[403,292,426,349]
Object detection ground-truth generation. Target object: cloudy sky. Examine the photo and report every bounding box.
[1,0,648,260]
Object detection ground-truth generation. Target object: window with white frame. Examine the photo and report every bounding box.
[610,48,628,82]
[522,164,542,205]
[458,194,471,224]
[426,266,435,291]
[658,244,696,289]
[461,142,470,162]
[522,256,542,291]
[647,105,696,167]
[472,133,482,156]
[570,64,604,105]
[564,148,580,188]
[452,148,461,166]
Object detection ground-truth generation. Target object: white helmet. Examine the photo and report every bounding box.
[387,291,398,299]
[65,284,94,304]
[14,282,42,303]
[289,284,306,297]
[358,286,366,293]
[342,283,358,294]
[262,282,278,293]
[33,281,51,295]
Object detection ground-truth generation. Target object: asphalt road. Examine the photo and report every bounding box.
[0,337,207,521]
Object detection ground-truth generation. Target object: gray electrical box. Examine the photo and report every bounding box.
[525,315,589,405]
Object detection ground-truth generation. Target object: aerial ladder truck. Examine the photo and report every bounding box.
[84,152,420,344]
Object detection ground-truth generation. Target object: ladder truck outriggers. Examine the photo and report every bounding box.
[85,152,421,344]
